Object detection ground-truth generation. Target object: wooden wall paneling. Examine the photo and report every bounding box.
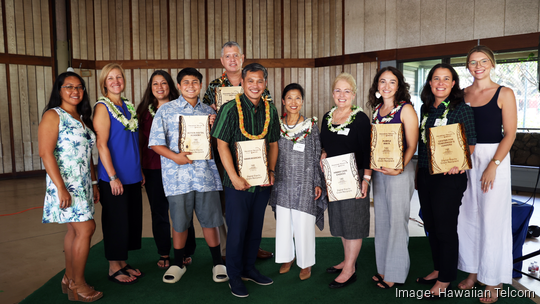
[0,65,10,173]
[250,0,262,58]
[290,67,297,86]
[100,0,109,60]
[290,0,298,59]
[362,62,371,110]
[169,0,177,59]
[213,0,221,58]
[236,0,243,47]
[311,0,318,58]
[123,0,130,60]
[297,67,305,115]
[198,0,205,59]
[40,0,51,57]
[207,0,214,59]
[80,0,88,59]
[323,0,330,57]
[124,69,133,104]
[109,0,118,60]
[18,65,33,171]
[245,0,252,58]
[160,0,169,60]
[176,0,184,59]
[86,0,95,60]
[133,69,141,108]
[297,0,305,59]
[190,0,198,59]
[274,67,282,113]
[266,0,274,58]
[8,65,21,172]
[183,0,191,59]
[267,67,274,105]
[14,0,24,54]
[94,0,103,60]
[144,0,153,60]
[222,0,230,44]
[305,0,312,58]
[23,0,34,56]
[229,0,236,41]
[316,0,323,58]
[304,67,312,118]
[317,67,324,121]
[26,65,40,169]
[283,0,290,58]
[88,69,97,106]
[5,0,15,54]
[283,68,290,96]
[274,0,280,58]
[329,0,336,56]
[335,0,342,56]
[0,1,3,53]
[35,66,46,122]
[71,0,80,58]
[152,0,160,59]
[259,0,267,59]
[134,0,143,59]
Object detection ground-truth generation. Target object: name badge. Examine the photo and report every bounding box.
[434,118,448,127]
[293,143,305,152]
[337,128,350,136]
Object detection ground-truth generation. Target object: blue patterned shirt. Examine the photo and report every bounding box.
[148,96,223,196]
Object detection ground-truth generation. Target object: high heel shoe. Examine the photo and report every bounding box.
[299,267,311,280]
[68,280,103,302]
[61,274,69,294]
[279,258,295,274]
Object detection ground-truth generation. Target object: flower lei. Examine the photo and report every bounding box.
[372,100,407,124]
[236,93,271,140]
[420,99,450,144]
[218,72,228,87]
[148,105,156,117]
[326,105,363,132]
[98,96,138,132]
[280,114,318,144]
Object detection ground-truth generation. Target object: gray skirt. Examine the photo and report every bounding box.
[328,189,370,239]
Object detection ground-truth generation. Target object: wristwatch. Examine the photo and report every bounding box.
[492,159,501,166]
[109,174,118,181]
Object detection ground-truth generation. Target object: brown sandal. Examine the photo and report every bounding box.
[68,280,103,302]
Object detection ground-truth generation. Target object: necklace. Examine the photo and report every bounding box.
[326,105,363,132]
[420,99,450,144]
[372,100,407,124]
[284,114,302,129]
[280,115,318,144]
[236,94,271,140]
[97,96,138,132]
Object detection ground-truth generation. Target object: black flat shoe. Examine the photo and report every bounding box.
[329,273,357,289]
[416,277,437,285]
[326,263,357,274]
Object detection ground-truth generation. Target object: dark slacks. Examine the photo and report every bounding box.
[99,181,143,261]
[143,169,196,257]
[224,186,271,280]
[417,168,467,282]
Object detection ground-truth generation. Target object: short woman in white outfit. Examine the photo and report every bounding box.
[457,45,517,304]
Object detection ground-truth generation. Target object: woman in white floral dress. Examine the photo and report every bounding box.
[38,72,102,302]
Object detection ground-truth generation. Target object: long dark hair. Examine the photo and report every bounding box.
[136,70,180,118]
[420,63,464,115]
[43,72,94,131]
[368,66,411,108]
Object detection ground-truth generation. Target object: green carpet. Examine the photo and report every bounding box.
[21,237,534,303]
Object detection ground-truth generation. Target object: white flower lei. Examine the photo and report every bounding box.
[372,100,407,124]
[148,105,156,117]
[420,100,450,144]
[97,96,138,132]
[326,105,363,132]
[280,117,318,143]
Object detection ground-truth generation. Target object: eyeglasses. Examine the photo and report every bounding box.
[468,59,491,67]
[61,85,85,92]
[333,89,353,96]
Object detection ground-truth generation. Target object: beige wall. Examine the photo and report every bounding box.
[345,0,540,53]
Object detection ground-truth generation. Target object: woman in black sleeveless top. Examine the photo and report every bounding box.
[456,45,518,304]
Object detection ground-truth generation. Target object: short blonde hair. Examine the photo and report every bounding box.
[332,73,357,95]
[466,45,496,69]
[99,63,126,97]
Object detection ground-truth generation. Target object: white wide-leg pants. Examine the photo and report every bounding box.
[275,205,316,269]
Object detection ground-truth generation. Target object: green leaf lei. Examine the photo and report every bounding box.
[97,96,138,132]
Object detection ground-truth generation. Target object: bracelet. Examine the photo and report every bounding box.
[109,174,118,181]
[363,178,371,186]
[91,180,98,185]
[269,170,275,174]
[363,174,371,181]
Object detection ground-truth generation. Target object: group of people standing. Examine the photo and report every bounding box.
[38,42,516,303]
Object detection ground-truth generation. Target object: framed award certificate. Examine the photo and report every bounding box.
[235,139,269,186]
[321,153,362,202]
[427,123,472,175]
[370,123,404,170]
[216,87,243,112]
[178,115,212,160]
